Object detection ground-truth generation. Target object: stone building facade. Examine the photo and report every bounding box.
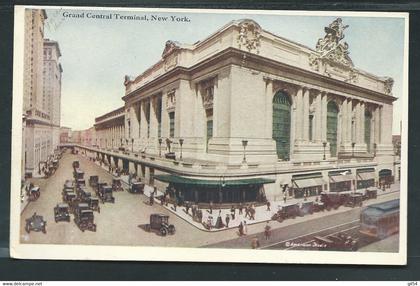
[23,9,63,177]
[82,19,399,204]
[94,107,125,149]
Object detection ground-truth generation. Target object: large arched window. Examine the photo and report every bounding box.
[272,91,291,160]
[365,110,372,153]
[327,101,339,157]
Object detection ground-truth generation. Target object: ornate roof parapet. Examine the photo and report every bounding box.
[383,77,394,95]
[236,19,262,54]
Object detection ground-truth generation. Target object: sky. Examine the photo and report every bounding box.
[43,8,406,134]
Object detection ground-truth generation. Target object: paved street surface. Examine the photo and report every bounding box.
[20,151,400,250]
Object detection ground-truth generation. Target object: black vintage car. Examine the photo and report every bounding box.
[129,181,144,194]
[26,186,40,202]
[62,189,77,204]
[89,175,99,188]
[98,185,115,204]
[366,187,378,200]
[76,178,86,188]
[320,192,351,210]
[72,160,79,169]
[345,193,364,208]
[54,203,71,223]
[87,197,100,213]
[271,203,300,222]
[112,178,124,192]
[145,214,175,236]
[73,168,84,180]
[96,182,107,195]
[77,187,92,202]
[63,179,74,191]
[74,208,97,232]
[25,213,47,234]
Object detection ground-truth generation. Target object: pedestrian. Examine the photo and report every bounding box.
[264,222,271,240]
[243,220,248,235]
[238,222,244,236]
[185,202,190,214]
[266,201,271,211]
[149,191,154,206]
[191,204,196,218]
[173,201,177,211]
[283,192,287,204]
[225,214,230,228]
[209,201,213,214]
[238,202,243,215]
[160,195,164,205]
[230,205,236,220]
[251,237,260,249]
[244,204,250,219]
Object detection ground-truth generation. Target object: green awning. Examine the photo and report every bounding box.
[154,174,275,186]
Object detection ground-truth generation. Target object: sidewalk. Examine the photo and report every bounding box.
[84,152,401,232]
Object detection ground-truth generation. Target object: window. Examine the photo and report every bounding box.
[157,97,162,138]
[206,109,213,152]
[169,112,175,138]
[146,102,150,138]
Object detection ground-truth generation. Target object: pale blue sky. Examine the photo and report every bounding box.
[43,9,406,134]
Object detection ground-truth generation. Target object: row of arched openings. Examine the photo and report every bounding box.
[272,91,373,159]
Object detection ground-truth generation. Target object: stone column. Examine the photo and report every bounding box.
[265,80,273,138]
[359,102,365,145]
[374,106,381,144]
[341,98,348,144]
[321,92,327,142]
[295,87,303,142]
[302,88,310,142]
[347,99,352,143]
[315,91,322,142]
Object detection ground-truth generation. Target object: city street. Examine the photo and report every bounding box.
[20,151,400,250]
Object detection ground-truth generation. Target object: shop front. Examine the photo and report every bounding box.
[154,174,275,206]
[292,173,326,198]
[328,170,355,192]
[356,168,376,190]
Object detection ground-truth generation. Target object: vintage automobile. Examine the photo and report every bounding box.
[63,179,74,191]
[164,152,176,160]
[320,192,351,210]
[98,185,115,204]
[298,201,314,216]
[96,182,107,195]
[72,160,80,169]
[112,178,124,192]
[87,197,101,213]
[76,178,86,188]
[52,159,59,170]
[345,193,364,208]
[62,189,77,204]
[73,168,84,180]
[77,187,92,202]
[313,233,358,251]
[25,213,47,234]
[145,213,175,236]
[54,203,71,223]
[74,208,97,232]
[128,181,144,194]
[313,201,325,212]
[26,186,40,201]
[88,175,99,188]
[271,203,300,222]
[365,187,378,200]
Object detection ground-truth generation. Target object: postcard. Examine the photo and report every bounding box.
[10,5,408,264]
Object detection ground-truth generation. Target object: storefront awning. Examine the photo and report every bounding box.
[154,174,275,186]
[329,174,355,183]
[357,172,376,181]
[293,178,325,189]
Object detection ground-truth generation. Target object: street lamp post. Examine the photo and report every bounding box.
[323,142,327,160]
[242,140,248,163]
[351,142,356,158]
[158,138,162,157]
[179,138,184,160]
[131,138,134,152]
